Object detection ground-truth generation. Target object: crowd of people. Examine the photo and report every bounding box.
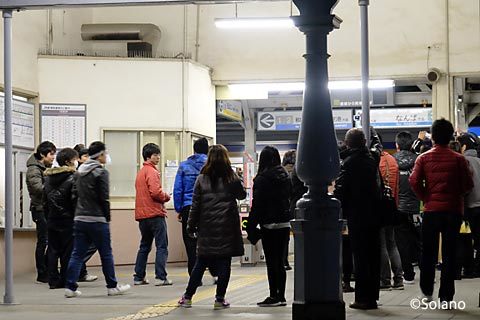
[24,118,479,311]
[335,119,480,310]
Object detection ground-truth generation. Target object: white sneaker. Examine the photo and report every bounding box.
[154,279,173,286]
[404,279,415,285]
[65,288,82,298]
[79,274,98,282]
[107,284,131,296]
[134,279,150,285]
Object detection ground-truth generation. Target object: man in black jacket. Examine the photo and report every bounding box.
[334,128,382,310]
[393,131,421,284]
[26,141,56,283]
[43,148,78,289]
[64,141,130,298]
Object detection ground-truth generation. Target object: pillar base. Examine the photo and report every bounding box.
[293,301,345,320]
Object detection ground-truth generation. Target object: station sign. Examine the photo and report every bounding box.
[354,107,432,128]
[217,100,243,122]
[257,109,353,131]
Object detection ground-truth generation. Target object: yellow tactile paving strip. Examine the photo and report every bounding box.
[105,274,266,320]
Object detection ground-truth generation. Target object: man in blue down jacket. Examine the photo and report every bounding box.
[174,138,212,277]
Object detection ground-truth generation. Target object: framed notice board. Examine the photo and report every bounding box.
[40,104,86,149]
[0,96,35,149]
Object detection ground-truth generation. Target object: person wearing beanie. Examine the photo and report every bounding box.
[64,141,130,298]
[173,138,217,282]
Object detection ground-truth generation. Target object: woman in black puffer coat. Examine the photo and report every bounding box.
[248,146,291,307]
[178,144,246,310]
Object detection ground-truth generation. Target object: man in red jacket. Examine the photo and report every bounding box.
[409,119,473,303]
[133,143,172,286]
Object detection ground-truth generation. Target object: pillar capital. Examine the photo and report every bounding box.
[293,0,340,15]
[292,0,342,32]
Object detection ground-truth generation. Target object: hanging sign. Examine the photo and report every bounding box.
[354,107,432,129]
[257,110,353,131]
[217,100,243,122]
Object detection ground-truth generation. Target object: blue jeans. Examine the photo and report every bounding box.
[66,221,117,290]
[184,257,232,301]
[134,216,168,281]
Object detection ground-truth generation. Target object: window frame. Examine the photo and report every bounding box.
[102,128,212,210]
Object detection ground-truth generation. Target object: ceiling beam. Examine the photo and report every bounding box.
[0,0,279,10]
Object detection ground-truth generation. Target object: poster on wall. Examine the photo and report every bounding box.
[0,96,35,149]
[163,166,179,196]
[40,104,86,149]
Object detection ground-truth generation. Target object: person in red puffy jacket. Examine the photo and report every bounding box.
[133,143,172,286]
[409,119,473,303]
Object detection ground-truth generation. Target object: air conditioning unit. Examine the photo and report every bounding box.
[127,42,153,58]
[81,23,161,57]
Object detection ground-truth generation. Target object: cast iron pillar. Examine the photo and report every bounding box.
[291,1,345,320]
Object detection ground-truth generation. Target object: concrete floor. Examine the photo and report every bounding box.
[0,262,479,320]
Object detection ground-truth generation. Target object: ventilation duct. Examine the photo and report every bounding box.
[81,23,161,57]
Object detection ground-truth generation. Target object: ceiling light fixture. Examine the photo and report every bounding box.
[228,80,395,98]
[329,79,395,90]
[215,17,295,29]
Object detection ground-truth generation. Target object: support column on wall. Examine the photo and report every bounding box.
[433,75,453,121]
[241,101,256,164]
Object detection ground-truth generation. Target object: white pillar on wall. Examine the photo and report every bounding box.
[433,75,453,121]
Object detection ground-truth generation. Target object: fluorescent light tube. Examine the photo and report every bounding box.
[328,80,395,90]
[228,80,394,96]
[215,17,295,29]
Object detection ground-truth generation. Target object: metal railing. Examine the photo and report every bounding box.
[38,47,192,60]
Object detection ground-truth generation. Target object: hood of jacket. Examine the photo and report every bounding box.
[44,166,76,187]
[393,150,417,171]
[340,146,370,161]
[77,159,103,176]
[27,154,46,171]
[464,149,478,158]
[187,153,207,171]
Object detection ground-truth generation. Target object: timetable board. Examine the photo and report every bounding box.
[40,104,86,149]
[0,96,35,149]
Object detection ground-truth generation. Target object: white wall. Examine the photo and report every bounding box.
[0,10,47,93]
[3,0,480,93]
[37,57,214,142]
[187,62,216,138]
[0,8,93,94]
[85,0,480,81]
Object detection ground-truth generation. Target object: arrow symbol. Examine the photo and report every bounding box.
[260,113,275,128]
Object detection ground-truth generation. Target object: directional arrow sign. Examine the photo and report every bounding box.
[259,113,275,129]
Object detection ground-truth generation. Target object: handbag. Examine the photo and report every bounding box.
[378,161,399,227]
[460,221,472,234]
